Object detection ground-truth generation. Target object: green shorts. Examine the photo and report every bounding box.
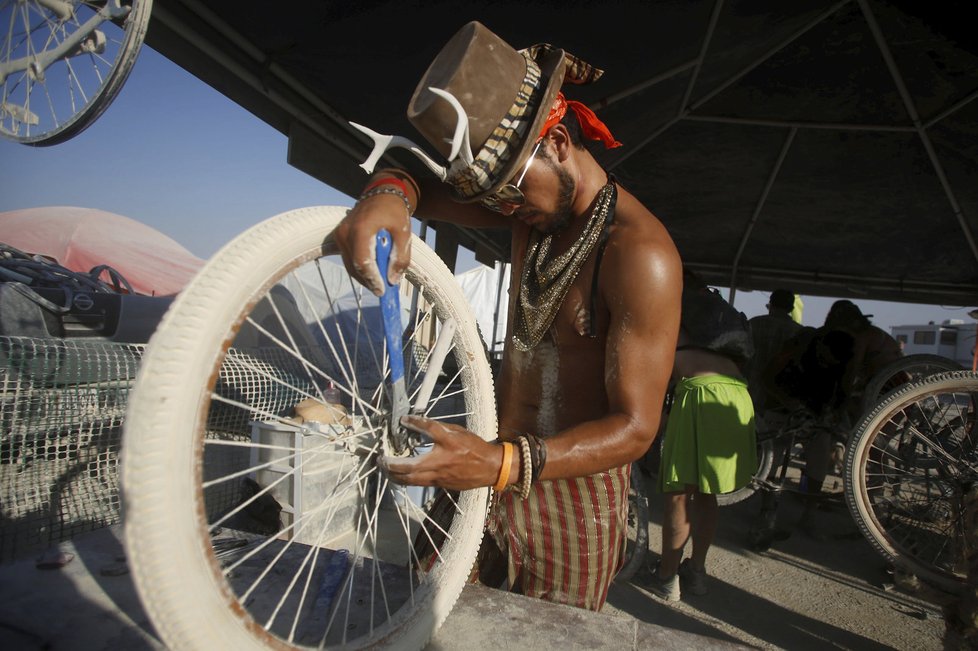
[658,374,757,494]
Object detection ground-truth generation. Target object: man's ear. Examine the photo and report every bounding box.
[546,124,572,163]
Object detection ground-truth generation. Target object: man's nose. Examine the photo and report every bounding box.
[499,202,518,216]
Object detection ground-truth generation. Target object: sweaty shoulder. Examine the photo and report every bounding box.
[602,185,681,277]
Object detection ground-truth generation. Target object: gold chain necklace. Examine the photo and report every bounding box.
[512,180,616,351]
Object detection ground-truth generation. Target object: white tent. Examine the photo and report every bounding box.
[455,263,511,357]
[241,259,510,368]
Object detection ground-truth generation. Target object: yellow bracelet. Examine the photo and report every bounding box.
[494,442,514,491]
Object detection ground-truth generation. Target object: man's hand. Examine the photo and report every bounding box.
[379,415,503,491]
[334,194,413,296]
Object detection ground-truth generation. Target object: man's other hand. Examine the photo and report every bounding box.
[379,415,502,491]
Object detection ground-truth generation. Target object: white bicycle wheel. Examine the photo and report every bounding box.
[845,371,978,593]
[0,0,152,144]
[122,206,496,650]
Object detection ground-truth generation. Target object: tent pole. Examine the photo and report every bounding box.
[490,261,506,362]
[684,114,912,133]
[611,0,849,170]
[859,0,978,267]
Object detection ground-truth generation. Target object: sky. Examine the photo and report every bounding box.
[1,44,974,335]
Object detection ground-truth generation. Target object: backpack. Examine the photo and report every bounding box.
[678,280,754,369]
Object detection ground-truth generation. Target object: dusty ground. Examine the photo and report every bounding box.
[0,462,957,650]
[602,467,953,650]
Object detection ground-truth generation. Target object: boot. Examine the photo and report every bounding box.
[798,474,827,541]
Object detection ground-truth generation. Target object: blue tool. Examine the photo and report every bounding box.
[375,230,411,453]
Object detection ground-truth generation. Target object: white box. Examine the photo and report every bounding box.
[250,419,362,547]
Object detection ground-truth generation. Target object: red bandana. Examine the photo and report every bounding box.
[540,92,622,148]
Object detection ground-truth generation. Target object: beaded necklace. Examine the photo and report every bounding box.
[512,179,617,351]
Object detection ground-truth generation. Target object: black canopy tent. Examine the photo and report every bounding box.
[144,0,978,306]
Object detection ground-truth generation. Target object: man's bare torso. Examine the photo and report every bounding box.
[494,185,675,438]
[496,265,608,437]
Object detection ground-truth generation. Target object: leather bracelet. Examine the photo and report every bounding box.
[516,436,533,500]
[376,167,420,198]
[494,442,514,492]
[526,434,547,483]
[500,429,547,484]
[364,176,409,197]
[358,186,413,216]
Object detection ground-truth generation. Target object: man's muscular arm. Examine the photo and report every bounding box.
[535,199,682,479]
[383,196,682,489]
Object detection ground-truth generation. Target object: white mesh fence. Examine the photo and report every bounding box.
[0,336,141,561]
[0,337,327,562]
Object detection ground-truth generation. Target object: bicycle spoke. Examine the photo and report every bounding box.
[201,252,474,643]
[123,210,493,649]
[2,0,148,142]
[850,372,978,587]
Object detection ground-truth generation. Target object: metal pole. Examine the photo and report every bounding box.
[490,261,506,361]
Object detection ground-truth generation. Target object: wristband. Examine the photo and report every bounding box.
[364,176,409,197]
[525,433,547,482]
[376,168,420,199]
[494,442,514,491]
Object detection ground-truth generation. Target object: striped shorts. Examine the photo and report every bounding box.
[489,463,630,611]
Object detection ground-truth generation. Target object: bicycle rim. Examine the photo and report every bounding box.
[860,354,963,418]
[0,0,152,144]
[716,438,775,507]
[845,371,978,592]
[122,206,496,649]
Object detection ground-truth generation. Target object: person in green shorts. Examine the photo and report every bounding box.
[643,333,757,601]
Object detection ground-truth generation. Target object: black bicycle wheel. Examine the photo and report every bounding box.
[0,0,152,145]
[860,354,963,418]
[615,462,650,582]
[717,438,775,506]
[845,371,978,593]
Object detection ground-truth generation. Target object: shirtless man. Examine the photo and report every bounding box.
[334,22,681,611]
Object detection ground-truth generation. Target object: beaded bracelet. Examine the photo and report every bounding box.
[515,436,533,500]
[525,433,548,483]
[358,186,413,216]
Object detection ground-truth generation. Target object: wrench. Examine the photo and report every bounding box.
[375,230,412,454]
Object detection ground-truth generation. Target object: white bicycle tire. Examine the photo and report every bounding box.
[122,205,496,650]
[716,438,775,507]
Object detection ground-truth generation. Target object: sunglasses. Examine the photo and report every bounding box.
[480,138,544,213]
